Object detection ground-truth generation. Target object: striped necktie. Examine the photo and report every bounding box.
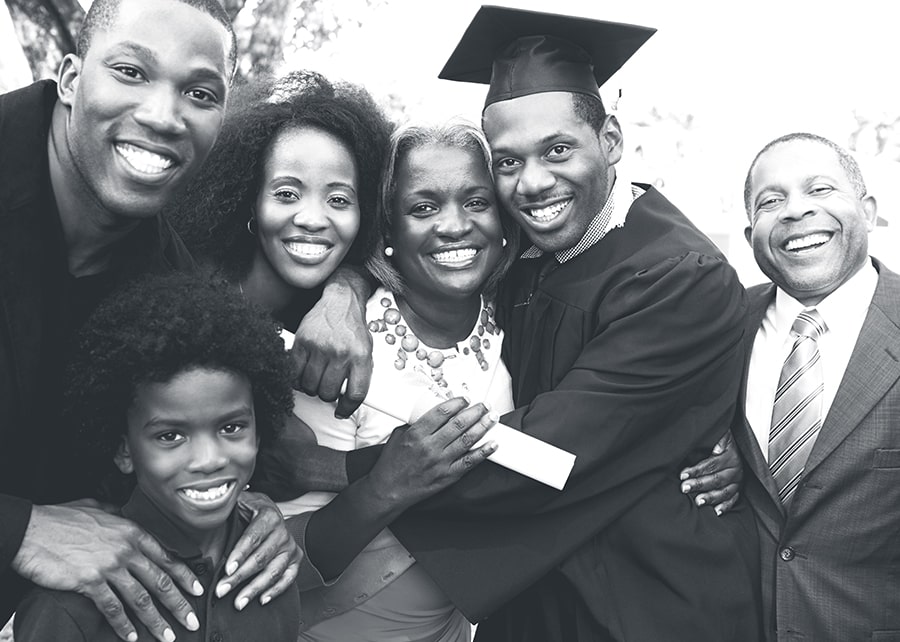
[768,308,827,505]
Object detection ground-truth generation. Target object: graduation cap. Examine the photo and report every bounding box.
[439,5,656,109]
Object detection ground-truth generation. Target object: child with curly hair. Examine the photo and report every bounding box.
[14,273,305,642]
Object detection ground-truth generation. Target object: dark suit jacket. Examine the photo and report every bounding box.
[0,80,195,620]
[734,258,900,641]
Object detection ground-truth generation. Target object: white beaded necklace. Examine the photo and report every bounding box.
[367,293,500,392]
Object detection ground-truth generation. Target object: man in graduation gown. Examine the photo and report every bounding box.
[382,7,762,641]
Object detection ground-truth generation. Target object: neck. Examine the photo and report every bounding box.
[195,523,229,566]
[396,289,482,349]
[48,103,140,277]
[241,256,291,311]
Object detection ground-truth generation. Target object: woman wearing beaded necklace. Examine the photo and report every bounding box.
[283,122,518,641]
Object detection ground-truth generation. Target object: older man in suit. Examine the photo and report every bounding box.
[736,132,900,640]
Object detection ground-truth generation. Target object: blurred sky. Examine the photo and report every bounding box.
[4,0,898,280]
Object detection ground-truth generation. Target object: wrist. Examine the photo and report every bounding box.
[353,473,407,523]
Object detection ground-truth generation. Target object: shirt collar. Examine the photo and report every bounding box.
[519,173,643,263]
[773,258,878,339]
[122,486,242,561]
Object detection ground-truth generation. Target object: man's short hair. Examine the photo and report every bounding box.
[76,0,237,73]
[571,93,607,137]
[743,132,868,218]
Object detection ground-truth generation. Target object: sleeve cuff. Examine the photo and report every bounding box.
[285,512,340,591]
[0,494,33,573]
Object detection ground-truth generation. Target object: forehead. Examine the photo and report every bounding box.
[265,125,356,172]
[751,140,849,194]
[90,0,231,75]
[400,143,488,181]
[131,368,252,419]
[483,91,586,148]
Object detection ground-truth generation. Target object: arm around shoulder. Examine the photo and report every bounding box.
[292,265,376,417]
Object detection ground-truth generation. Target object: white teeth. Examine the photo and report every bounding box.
[285,242,329,258]
[525,199,570,222]
[180,482,232,502]
[116,143,173,174]
[432,248,477,264]
[785,233,831,251]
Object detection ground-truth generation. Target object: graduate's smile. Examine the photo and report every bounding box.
[521,198,572,225]
[484,92,620,254]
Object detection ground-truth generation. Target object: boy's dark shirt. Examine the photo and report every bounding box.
[0,80,196,617]
[14,488,301,641]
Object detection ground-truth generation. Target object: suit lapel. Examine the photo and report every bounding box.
[731,283,788,518]
[803,263,900,476]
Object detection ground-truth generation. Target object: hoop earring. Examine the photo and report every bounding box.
[246,218,257,235]
[384,246,394,257]
[502,237,508,248]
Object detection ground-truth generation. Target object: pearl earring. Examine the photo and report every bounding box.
[384,246,394,257]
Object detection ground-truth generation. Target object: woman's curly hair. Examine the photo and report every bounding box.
[64,273,296,478]
[168,70,395,280]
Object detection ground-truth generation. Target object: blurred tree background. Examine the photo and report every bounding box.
[3,0,386,85]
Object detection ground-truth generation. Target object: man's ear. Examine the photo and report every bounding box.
[113,438,134,475]
[600,114,624,167]
[861,194,878,232]
[57,53,82,108]
[744,225,753,247]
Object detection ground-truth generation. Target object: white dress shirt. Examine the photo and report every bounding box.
[745,261,878,459]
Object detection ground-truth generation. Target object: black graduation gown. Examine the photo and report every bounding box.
[391,186,762,641]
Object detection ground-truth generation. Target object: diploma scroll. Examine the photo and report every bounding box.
[360,395,576,491]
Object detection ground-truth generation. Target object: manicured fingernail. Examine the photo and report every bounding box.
[216,582,231,598]
[226,560,238,575]
[260,594,271,606]
[482,401,492,412]
[164,628,176,642]
[681,483,690,494]
[235,596,248,611]
[488,411,500,423]
[696,496,706,506]
[186,613,199,631]
[679,471,689,481]
[192,581,204,596]
[462,395,471,405]
[715,507,724,516]
[126,633,138,642]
